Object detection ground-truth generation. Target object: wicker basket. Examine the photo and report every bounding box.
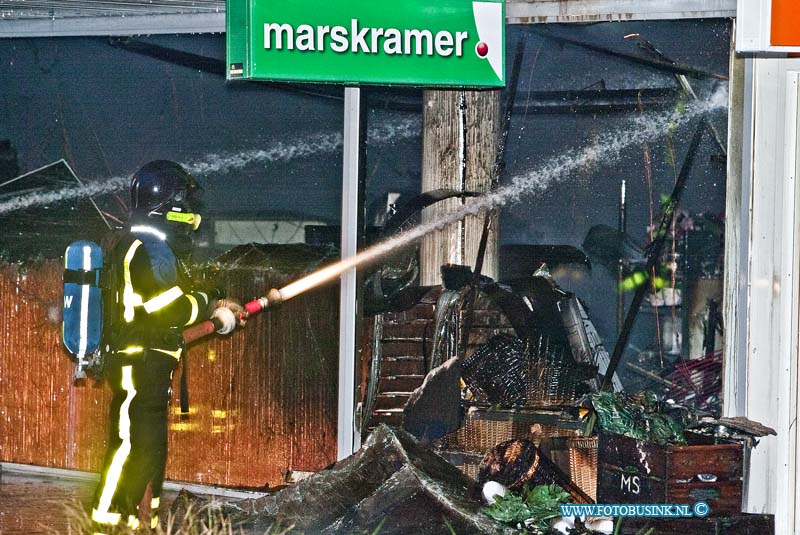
[527,358,579,406]
[567,436,598,501]
[526,352,596,406]
[462,334,595,408]
[540,435,598,501]
[439,407,582,454]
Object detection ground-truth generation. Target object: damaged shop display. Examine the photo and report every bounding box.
[169,174,767,534]
[354,236,775,534]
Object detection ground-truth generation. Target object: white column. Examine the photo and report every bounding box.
[727,58,800,533]
[338,87,362,460]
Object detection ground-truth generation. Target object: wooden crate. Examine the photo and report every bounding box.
[622,514,773,534]
[598,432,743,515]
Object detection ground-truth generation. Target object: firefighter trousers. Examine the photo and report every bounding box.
[91,348,180,531]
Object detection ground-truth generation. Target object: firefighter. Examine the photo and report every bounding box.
[91,160,244,532]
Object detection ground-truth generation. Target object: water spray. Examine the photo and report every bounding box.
[0,117,420,216]
[274,92,729,301]
[181,89,727,344]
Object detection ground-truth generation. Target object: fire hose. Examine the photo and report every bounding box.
[181,288,284,344]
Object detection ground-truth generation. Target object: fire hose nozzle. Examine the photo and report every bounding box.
[244,289,283,315]
[267,288,283,306]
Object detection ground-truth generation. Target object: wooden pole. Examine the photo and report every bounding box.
[420,90,499,286]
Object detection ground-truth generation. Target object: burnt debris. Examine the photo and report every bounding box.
[174,425,515,535]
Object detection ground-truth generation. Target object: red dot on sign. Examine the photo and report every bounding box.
[476,42,489,58]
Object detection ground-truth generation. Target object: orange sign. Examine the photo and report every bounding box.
[772,0,800,46]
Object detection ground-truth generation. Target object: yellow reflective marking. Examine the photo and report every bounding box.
[127,515,140,529]
[211,409,227,419]
[151,497,160,509]
[185,294,199,325]
[123,240,143,323]
[143,286,184,314]
[151,514,159,529]
[153,347,182,360]
[119,346,144,355]
[166,211,202,230]
[95,366,136,521]
[91,509,121,526]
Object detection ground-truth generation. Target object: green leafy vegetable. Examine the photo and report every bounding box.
[590,391,686,445]
[483,484,571,533]
[525,484,571,533]
[483,490,530,525]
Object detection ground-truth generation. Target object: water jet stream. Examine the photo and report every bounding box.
[0,117,420,216]
[182,92,727,343]
[277,92,727,303]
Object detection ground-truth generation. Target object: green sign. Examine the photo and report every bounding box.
[226,0,505,87]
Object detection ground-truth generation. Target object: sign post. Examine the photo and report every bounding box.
[226,0,505,460]
[339,85,363,458]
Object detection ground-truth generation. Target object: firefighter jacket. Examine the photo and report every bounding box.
[111,224,211,358]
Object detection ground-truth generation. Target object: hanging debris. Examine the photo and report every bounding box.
[428,288,466,370]
[209,242,339,279]
[462,335,530,406]
[664,351,723,414]
[0,159,112,262]
[461,334,596,407]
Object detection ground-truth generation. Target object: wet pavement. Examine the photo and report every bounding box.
[0,469,177,534]
[1,471,97,534]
